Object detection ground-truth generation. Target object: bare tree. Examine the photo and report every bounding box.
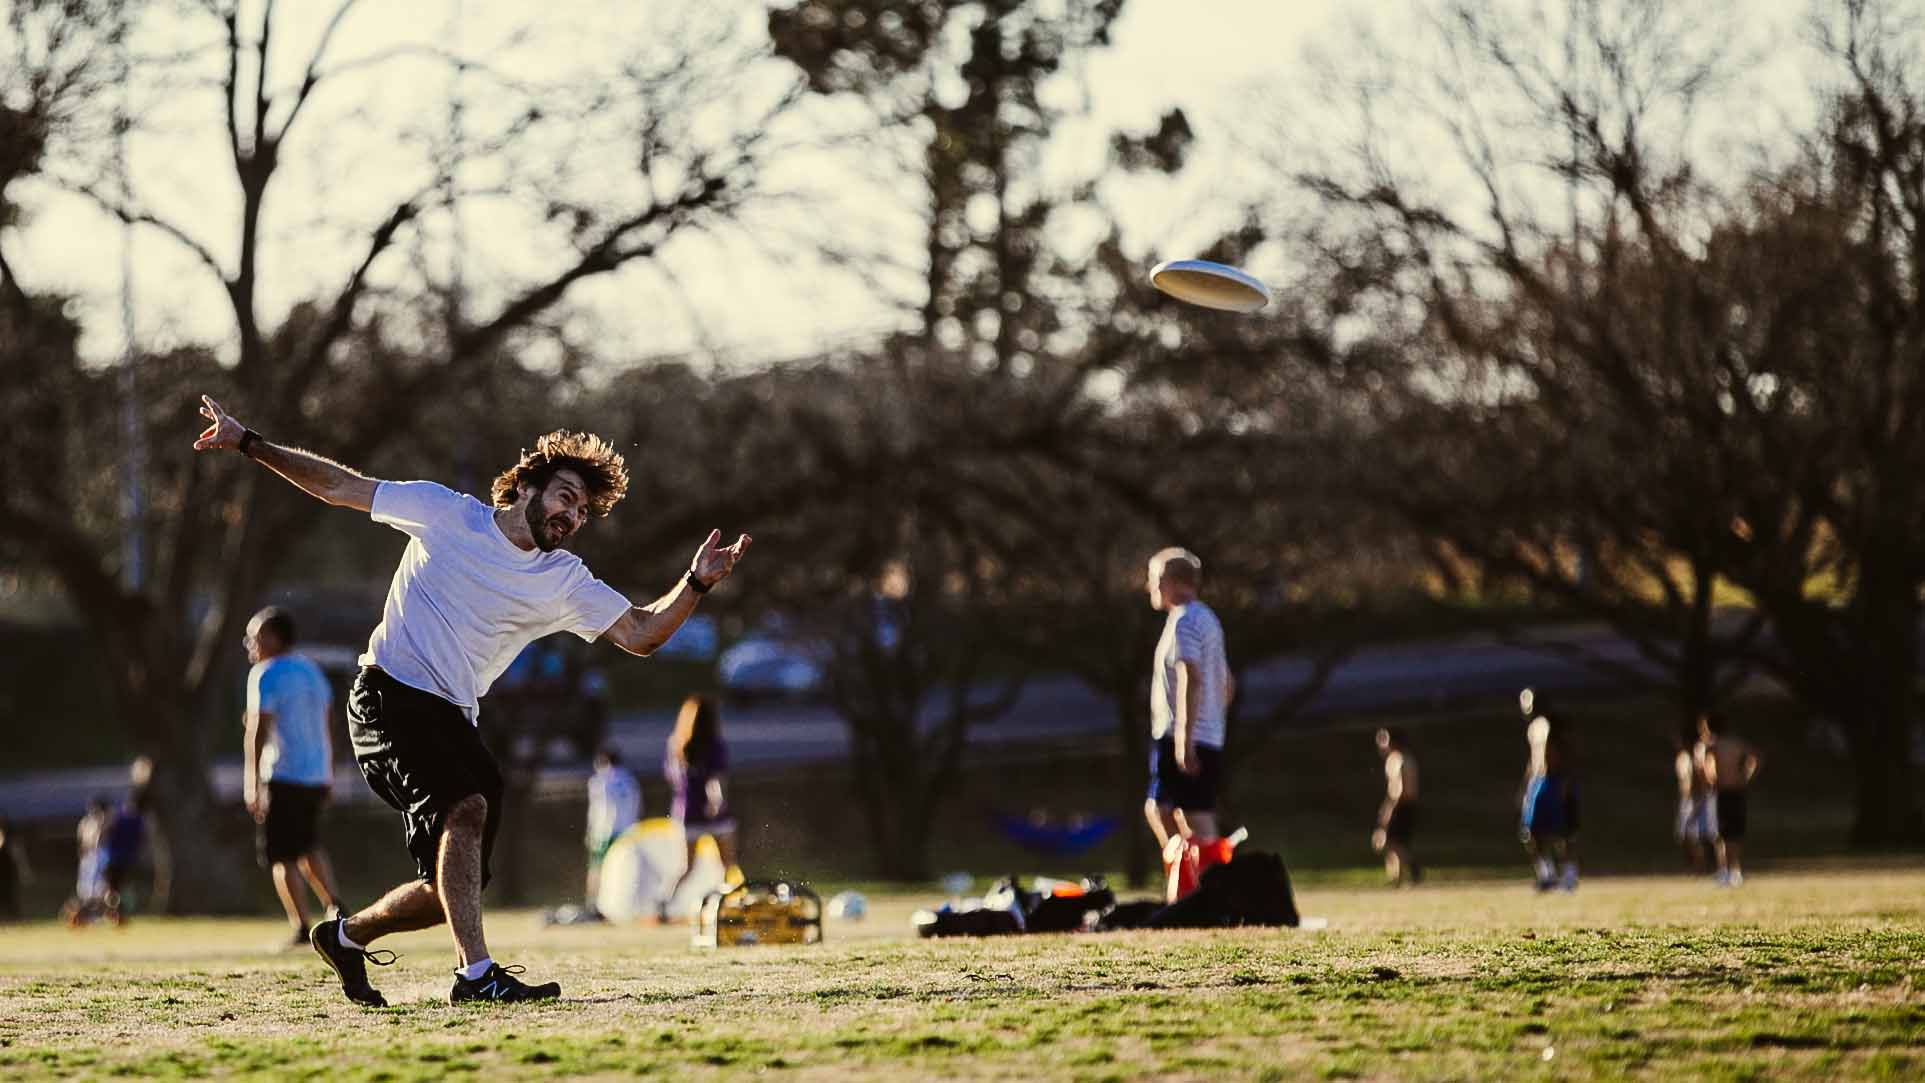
[1298,0,1924,841]
[1,0,804,909]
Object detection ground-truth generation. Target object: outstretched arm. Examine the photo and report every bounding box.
[603,529,752,657]
[193,395,380,512]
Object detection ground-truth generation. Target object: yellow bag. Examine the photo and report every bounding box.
[692,880,823,948]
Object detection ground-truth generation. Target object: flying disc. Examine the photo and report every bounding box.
[1148,259,1272,313]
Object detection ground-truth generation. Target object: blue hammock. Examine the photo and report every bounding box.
[993,814,1119,856]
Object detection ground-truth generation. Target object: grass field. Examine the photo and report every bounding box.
[3,866,1923,1081]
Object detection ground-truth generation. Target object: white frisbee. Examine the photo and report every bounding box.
[1149,259,1272,313]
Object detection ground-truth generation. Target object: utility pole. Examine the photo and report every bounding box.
[446,0,476,495]
[116,3,145,592]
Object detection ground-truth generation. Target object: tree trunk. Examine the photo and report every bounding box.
[140,703,255,914]
[871,762,933,881]
[106,611,255,914]
[1847,711,1922,846]
[851,725,932,881]
[1116,697,1152,889]
[1844,583,1923,846]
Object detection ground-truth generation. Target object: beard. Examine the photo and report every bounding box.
[525,498,573,552]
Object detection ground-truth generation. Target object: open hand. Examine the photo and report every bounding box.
[690,529,752,589]
[194,395,245,451]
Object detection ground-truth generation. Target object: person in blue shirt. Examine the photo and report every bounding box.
[243,608,345,947]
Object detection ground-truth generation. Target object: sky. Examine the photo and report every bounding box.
[7,0,1820,369]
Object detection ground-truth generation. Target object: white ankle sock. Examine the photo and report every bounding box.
[459,957,494,981]
[336,920,366,952]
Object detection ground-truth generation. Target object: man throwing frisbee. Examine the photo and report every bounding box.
[194,396,749,1006]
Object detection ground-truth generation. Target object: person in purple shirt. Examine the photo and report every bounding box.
[662,694,741,916]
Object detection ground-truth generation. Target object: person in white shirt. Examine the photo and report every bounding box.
[241,606,345,948]
[194,396,749,1006]
[1142,547,1235,849]
[584,746,642,910]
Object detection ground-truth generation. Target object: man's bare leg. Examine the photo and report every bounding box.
[1143,799,1178,851]
[271,862,310,933]
[436,794,490,968]
[297,850,342,912]
[342,879,444,944]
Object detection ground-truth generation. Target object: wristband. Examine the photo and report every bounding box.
[684,570,712,595]
[238,429,262,458]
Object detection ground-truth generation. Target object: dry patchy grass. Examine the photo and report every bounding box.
[2,867,1923,1081]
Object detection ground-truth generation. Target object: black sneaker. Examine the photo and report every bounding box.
[310,918,394,1008]
[450,963,561,1004]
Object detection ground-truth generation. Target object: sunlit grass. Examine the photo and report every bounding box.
[4,868,1922,1080]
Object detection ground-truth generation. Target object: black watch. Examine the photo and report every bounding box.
[238,428,262,457]
[684,570,712,595]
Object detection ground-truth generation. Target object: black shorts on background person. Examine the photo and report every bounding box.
[1149,736,1223,814]
[258,782,329,867]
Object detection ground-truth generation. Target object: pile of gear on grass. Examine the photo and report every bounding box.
[912,828,1300,937]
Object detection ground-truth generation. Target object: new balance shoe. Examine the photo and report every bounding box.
[310,918,394,1008]
[450,963,561,1004]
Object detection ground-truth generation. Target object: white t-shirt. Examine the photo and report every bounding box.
[1150,600,1231,747]
[357,481,632,722]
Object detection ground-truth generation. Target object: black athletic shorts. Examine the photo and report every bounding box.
[1716,788,1749,841]
[1147,736,1223,813]
[1384,802,1418,846]
[257,781,328,866]
[347,667,503,888]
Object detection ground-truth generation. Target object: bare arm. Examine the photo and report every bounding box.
[193,395,380,512]
[243,710,273,823]
[603,529,753,657]
[1379,759,1402,825]
[1174,660,1202,773]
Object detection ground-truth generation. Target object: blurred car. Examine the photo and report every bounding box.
[716,635,828,702]
[652,613,719,662]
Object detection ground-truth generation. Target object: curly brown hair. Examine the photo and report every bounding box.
[489,430,630,517]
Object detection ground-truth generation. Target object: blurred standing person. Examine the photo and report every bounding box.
[242,606,346,949]
[1518,692,1579,892]
[193,396,749,1006]
[0,817,28,920]
[1695,714,1763,886]
[1673,729,1716,874]
[1372,728,1422,887]
[663,694,742,918]
[98,759,154,924]
[1142,548,1235,850]
[62,797,111,925]
[584,746,642,913]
